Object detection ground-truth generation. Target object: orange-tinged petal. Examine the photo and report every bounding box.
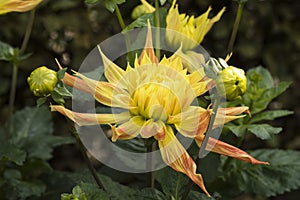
[51,105,130,126]
[158,125,211,196]
[55,59,92,93]
[196,135,269,165]
[214,106,249,128]
[138,20,158,65]
[73,72,134,109]
[140,119,164,138]
[169,106,210,138]
[111,116,145,142]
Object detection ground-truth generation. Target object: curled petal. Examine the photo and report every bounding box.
[51,105,130,126]
[196,135,269,165]
[158,125,210,196]
[214,106,249,128]
[111,116,145,142]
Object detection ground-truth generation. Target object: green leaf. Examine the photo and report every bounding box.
[53,84,72,97]
[137,188,168,200]
[187,190,216,200]
[0,41,30,64]
[225,124,247,137]
[250,110,294,123]
[123,8,167,32]
[251,81,292,114]
[61,185,88,200]
[85,0,99,4]
[79,183,109,200]
[0,142,26,165]
[36,97,47,107]
[104,0,126,13]
[0,41,17,62]
[247,124,282,140]
[219,149,300,197]
[57,68,68,81]
[123,13,153,33]
[51,90,65,104]
[10,106,74,160]
[5,179,46,200]
[156,167,189,199]
[69,172,136,200]
[247,66,273,89]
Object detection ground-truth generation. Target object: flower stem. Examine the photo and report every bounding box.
[227,2,245,54]
[7,10,36,138]
[198,96,221,158]
[20,10,35,54]
[154,0,160,59]
[146,140,155,188]
[70,124,106,191]
[114,2,133,62]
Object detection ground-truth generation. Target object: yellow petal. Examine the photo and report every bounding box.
[51,105,130,126]
[98,46,127,88]
[141,0,155,13]
[158,125,211,196]
[0,0,42,15]
[196,135,269,165]
[111,116,145,141]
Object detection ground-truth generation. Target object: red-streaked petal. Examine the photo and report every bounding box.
[51,105,130,126]
[111,116,145,142]
[55,59,92,93]
[214,106,249,128]
[196,135,269,165]
[138,20,158,65]
[158,125,211,197]
[170,106,210,138]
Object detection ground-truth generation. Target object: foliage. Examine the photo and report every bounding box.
[225,66,293,140]
[0,106,74,200]
[215,149,300,198]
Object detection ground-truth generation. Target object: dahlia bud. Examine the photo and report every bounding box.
[215,66,247,100]
[27,66,58,97]
[131,0,155,19]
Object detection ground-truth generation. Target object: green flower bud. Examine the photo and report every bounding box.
[215,66,247,100]
[27,66,58,97]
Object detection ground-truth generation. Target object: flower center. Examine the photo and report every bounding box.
[131,83,180,122]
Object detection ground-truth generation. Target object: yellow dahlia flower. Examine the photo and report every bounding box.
[0,0,42,15]
[51,24,268,196]
[166,0,225,51]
